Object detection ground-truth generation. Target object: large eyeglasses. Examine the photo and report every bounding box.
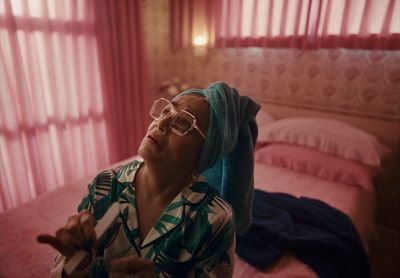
[150,98,207,140]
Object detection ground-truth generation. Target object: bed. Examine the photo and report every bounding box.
[0,103,395,277]
[232,102,396,277]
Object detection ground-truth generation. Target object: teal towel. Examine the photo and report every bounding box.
[179,82,260,235]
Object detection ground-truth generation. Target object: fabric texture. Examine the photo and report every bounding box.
[51,160,236,277]
[93,0,151,162]
[236,189,371,278]
[254,143,379,190]
[179,81,261,236]
[257,117,391,167]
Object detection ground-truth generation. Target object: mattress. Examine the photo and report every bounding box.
[0,160,376,277]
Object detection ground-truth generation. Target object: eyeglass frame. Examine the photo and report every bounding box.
[149,98,207,140]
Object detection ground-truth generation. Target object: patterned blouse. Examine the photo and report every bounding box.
[51,160,235,277]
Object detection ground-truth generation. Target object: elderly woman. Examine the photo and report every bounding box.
[38,82,260,277]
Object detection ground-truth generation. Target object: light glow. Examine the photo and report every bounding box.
[193,35,207,46]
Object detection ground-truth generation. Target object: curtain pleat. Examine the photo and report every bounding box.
[93,0,150,162]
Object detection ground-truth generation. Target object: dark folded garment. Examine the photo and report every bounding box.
[236,189,370,278]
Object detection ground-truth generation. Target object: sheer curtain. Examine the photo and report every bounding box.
[170,0,400,50]
[0,0,149,212]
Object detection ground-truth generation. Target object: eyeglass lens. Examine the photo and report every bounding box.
[151,99,194,135]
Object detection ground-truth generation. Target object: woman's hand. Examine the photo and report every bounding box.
[37,210,97,261]
[109,255,156,278]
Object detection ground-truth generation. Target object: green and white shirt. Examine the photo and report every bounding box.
[52,159,235,277]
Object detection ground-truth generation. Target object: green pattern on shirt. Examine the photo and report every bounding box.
[78,159,235,277]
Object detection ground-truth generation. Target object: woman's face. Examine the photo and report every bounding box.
[138,94,209,174]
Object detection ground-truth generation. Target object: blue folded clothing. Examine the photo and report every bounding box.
[236,189,371,278]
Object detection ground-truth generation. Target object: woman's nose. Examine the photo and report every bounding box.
[156,114,172,134]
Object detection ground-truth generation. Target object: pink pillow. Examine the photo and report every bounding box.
[254,143,380,190]
[257,117,391,167]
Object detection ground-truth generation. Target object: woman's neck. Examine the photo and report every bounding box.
[136,162,193,204]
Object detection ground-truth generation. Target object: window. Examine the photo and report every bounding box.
[0,0,109,211]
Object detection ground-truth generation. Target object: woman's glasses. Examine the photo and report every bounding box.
[150,98,207,140]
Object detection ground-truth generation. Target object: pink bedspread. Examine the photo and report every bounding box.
[0,160,376,277]
[0,175,90,277]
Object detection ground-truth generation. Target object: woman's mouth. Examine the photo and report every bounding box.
[146,135,160,148]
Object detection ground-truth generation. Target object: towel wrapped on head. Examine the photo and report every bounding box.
[178,81,260,235]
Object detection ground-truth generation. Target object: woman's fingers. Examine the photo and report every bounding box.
[109,270,154,278]
[56,227,84,251]
[37,234,75,258]
[110,255,155,275]
[67,215,85,243]
[108,272,125,278]
[110,255,143,272]
[79,210,97,248]
[37,210,98,259]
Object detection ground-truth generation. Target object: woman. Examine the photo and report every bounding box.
[38,82,260,277]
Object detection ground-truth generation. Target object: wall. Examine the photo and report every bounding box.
[143,1,400,121]
[143,0,400,231]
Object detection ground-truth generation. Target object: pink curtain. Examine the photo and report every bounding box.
[170,0,400,50]
[94,0,150,162]
[0,0,149,212]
